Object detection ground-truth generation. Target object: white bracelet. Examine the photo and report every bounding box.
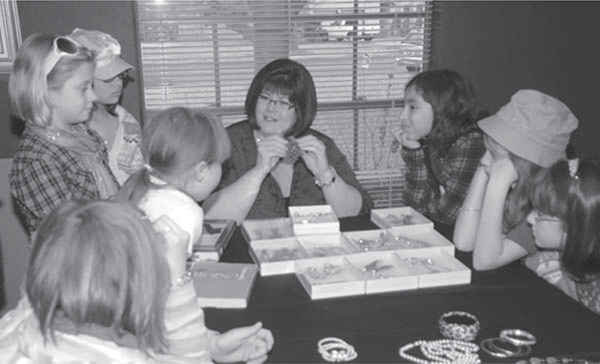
[398,339,480,364]
[172,270,192,288]
[317,337,357,362]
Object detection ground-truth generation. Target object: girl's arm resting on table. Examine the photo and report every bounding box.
[203,167,266,225]
[453,166,488,252]
[472,176,528,270]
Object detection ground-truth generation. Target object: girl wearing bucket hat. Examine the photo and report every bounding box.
[454,89,578,270]
[69,28,143,185]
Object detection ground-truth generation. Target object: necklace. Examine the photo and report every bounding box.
[398,339,481,364]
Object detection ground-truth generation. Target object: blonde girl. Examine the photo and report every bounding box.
[9,33,118,236]
[0,199,274,362]
[116,106,230,255]
[453,90,578,270]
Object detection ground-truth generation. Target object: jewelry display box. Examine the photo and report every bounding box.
[295,256,365,300]
[294,248,471,300]
[370,206,434,229]
[288,205,340,235]
[241,217,295,243]
[296,233,358,258]
[190,219,236,262]
[248,237,309,276]
[342,225,454,255]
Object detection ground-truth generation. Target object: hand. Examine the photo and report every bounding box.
[210,322,275,364]
[489,156,518,187]
[255,135,287,176]
[152,215,190,281]
[390,124,420,149]
[296,135,330,177]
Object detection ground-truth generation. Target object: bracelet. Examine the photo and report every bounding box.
[499,329,537,346]
[172,270,192,288]
[315,166,337,188]
[317,337,357,362]
[438,311,480,342]
[480,337,531,358]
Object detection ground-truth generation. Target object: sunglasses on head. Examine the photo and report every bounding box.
[43,36,81,78]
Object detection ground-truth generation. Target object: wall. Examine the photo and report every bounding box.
[0,0,141,158]
[431,1,600,160]
[2,1,600,313]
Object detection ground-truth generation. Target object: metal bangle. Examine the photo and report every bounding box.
[500,329,537,347]
[438,311,480,342]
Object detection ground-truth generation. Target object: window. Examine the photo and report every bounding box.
[136,0,434,207]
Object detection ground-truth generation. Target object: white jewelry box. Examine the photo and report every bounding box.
[241,217,295,243]
[386,224,456,255]
[394,248,471,288]
[296,233,358,258]
[370,206,434,229]
[345,251,419,294]
[289,205,340,235]
[295,256,365,300]
[248,237,309,276]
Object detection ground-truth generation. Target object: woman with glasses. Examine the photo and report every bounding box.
[69,28,143,185]
[204,58,373,223]
[9,33,119,237]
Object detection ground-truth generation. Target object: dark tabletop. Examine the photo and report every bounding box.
[205,216,600,363]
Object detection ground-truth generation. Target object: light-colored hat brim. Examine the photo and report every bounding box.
[478,115,565,168]
[95,56,133,80]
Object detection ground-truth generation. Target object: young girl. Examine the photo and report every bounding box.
[9,33,119,235]
[453,90,579,270]
[526,159,600,315]
[391,69,487,232]
[0,199,274,362]
[69,28,144,185]
[116,106,230,255]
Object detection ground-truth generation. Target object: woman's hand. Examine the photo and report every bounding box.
[296,135,330,177]
[255,135,287,176]
[210,322,275,364]
[390,124,421,149]
[152,215,190,282]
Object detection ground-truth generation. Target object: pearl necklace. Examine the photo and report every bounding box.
[398,339,481,364]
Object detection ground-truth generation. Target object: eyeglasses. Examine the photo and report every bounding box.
[531,210,563,224]
[44,36,80,78]
[258,93,294,112]
[100,72,129,83]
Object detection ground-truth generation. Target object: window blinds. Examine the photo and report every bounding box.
[136,0,433,208]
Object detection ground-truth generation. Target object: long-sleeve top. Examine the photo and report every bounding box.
[401,131,484,225]
[10,125,117,235]
[0,288,213,363]
[217,120,373,219]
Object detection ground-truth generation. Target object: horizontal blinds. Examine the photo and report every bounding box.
[136,0,433,207]
[136,0,431,113]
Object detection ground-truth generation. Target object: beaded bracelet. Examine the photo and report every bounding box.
[172,270,192,288]
[317,337,357,362]
[315,166,337,188]
[398,339,481,364]
[438,311,480,342]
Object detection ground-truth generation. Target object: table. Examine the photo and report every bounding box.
[205,216,600,363]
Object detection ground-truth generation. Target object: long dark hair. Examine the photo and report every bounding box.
[406,69,488,154]
[562,160,600,281]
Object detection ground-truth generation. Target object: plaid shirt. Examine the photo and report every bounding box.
[10,125,115,234]
[401,131,484,225]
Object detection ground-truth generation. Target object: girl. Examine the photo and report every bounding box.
[526,159,600,315]
[0,199,274,362]
[453,90,578,270]
[391,69,487,232]
[9,33,119,236]
[116,106,230,255]
[69,28,144,185]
